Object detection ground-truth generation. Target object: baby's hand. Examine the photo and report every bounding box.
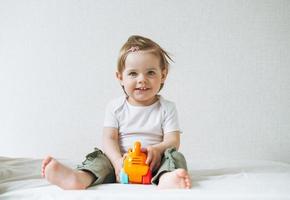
[113,155,126,183]
[145,146,162,172]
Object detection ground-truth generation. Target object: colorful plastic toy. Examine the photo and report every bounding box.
[119,141,152,184]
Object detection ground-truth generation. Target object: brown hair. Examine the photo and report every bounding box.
[117,35,173,74]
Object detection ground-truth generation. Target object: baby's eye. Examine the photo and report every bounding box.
[128,72,137,77]
[147,71,156,76]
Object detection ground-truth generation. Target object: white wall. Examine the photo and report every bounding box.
[1,0,289,163]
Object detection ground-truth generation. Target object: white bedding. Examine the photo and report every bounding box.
[0,157,290,200]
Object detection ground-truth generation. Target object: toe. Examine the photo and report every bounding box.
[41,156,54,177]
[176,168,187,177]
[42,156,53,166]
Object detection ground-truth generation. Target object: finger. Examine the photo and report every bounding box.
[153,161,161,172]
[115,168,121,183]
[149,161,155,171]
[146,151,152,165]
[116,174,120,183]
[149,156,158,171]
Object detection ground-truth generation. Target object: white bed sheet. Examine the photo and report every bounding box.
[0,157,290,200]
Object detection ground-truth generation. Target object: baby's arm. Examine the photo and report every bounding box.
[102,127,123,182]
[146,131,180,171]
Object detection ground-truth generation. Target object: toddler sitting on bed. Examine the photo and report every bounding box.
[41,35,191,189]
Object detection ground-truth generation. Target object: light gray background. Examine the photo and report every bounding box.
[1,0,289,163]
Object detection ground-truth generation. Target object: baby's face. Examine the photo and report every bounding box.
[117,50,167,106]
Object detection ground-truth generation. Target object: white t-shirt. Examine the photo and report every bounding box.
[103,95,181,154]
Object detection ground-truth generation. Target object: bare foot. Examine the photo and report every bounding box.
[41,156,95,190]
[158,168,192,189]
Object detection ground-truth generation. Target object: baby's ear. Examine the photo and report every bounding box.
[116,72,124,86]
[116,72,122,81]
[161,69,168,82]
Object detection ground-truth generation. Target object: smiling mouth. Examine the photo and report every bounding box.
[135,87,150,91]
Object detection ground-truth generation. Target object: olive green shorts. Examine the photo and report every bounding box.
[76,147,188,186]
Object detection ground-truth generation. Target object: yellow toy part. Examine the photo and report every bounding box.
[121,141,152,184]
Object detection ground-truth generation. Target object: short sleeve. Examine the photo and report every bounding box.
[103,101,119,128]
[162,102,181,134]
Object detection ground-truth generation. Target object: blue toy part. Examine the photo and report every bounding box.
[119,169,129,184]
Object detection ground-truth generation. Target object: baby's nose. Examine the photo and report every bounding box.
[137,74,146,82]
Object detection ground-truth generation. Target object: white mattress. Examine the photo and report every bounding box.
[0,157,290,200]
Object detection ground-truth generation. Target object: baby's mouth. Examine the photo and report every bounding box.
[135,87,149,91]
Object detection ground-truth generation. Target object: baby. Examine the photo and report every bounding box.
[42,35,191,189]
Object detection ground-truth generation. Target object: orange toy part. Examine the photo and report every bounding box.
[123,141,151,184]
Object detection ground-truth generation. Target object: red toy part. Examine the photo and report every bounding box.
[142,170,152,184]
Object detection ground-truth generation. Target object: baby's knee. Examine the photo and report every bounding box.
[165,148,184,159]
[172,150,185,160]
[164,148,187,170]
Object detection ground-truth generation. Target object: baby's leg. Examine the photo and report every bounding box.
[157,168,191,189]
[42,156,95,190]
[152,148,192,189]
